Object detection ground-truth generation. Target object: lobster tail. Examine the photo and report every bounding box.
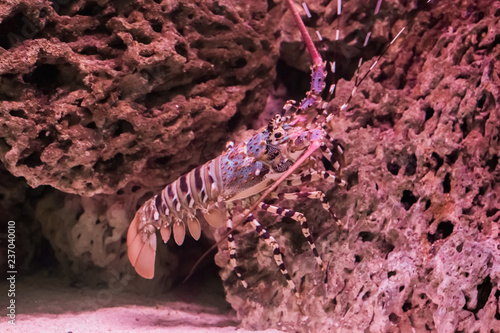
[127,199,159,279]
[172,221,186,246]
[187,215,202,240]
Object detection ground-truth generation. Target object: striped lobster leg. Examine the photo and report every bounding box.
[272,191,330,212]
[320,139,346,173]
[244,212,299,297]
[285,170,344,187]
[257,201,325,271]
[226,211,248,288]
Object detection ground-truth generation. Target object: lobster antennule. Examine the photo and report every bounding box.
[127,210,157,279]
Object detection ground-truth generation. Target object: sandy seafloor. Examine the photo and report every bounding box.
[0,273,282,333]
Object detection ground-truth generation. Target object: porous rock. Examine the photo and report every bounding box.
[214,0,500,332]
[0,0,279,288]
[0,0,277,196]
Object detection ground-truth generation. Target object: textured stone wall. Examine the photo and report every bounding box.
[1,0,499,332]
[0,0,277,196]
[213,0,500,332]
[0,0,279,289]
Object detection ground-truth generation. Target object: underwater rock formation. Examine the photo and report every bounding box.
[214,0,500,331]
[0,0,278,289]
[0,0,276,196]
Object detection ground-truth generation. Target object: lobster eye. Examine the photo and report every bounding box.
[274,132,282,139]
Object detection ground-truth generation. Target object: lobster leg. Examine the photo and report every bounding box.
[258,201,325,271]
[271,190,330,212]
[278,174,345,224]
[226,211,248,288]
[320,139,346,173]
[244,212,298,297]
[285,170,343,187]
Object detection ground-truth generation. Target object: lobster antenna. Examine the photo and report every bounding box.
[351,0,383,89]
[339,0,433,111]
[322,0,381,103]
[339,26,405,111]
[285,0,323,68]
[328,0,343,98]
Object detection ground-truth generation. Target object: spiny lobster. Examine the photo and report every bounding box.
[127,0,411,295]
